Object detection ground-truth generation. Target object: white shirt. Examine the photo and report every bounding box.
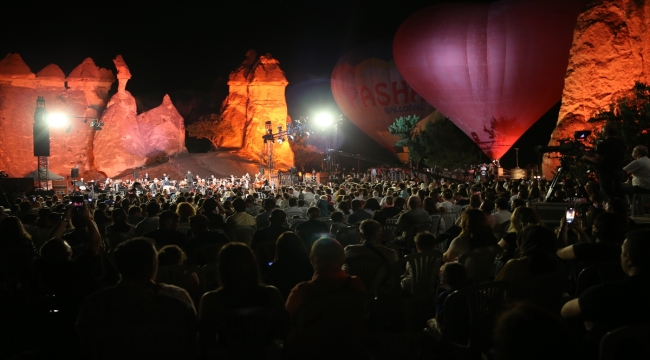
[492,210,512,225]
[624,156,650,189]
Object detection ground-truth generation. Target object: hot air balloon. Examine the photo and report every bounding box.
[393,0,585,161]
[331,40,435,161]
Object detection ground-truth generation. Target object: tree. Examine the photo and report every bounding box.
[186,114,235,150]
[588,81,650,152]
[388,115,483,169]
[289,136,324,172]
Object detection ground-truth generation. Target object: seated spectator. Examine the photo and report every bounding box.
[443,209,497,262]
[255,198,277,229]
[494,303,575,360]
[480,199,496,229]
[396,196,432,244]
[143,210,186,250]
[127,205,144,227]
[345,219,398,266]
[561,229,650,356]
[201,198,226,230]
[295,207,329,250]
[381,196,405,218]
[199,243,285,354]
[158,244,189,267]
[251,209,290,272]
[423,196,446,235]
[329,211,349,236]
[135,201,160,236]
[495,207,540,276]
[245,197,261,216]
[401,232,437,289]
[454,192,469,206]
[104,208,136,250]
[186,214,230,266]
[225,198,256,231]
[426,262,467,334]
[493,198,512,227]
[77,238,197,359]
[285,198,304,220]
[175,202,195,240]
[266,232,314,300]
[315,195,330,217]
[496,225,565,309]
[347,199,372,225]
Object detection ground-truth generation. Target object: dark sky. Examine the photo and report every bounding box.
[1,0,555,169]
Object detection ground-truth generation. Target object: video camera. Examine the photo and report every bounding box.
[535,130,593,158]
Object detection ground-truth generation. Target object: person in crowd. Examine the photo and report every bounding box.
[77,238,197,359]
[175,202,195,239]
[303,186,315,204]
[328,210,347,235]
[443,209,497,262]
[438,190,454,213]
[157,244,189,267]
[347,199,373,225]
[423,196,446,235]
[581,123,627,201]
[127,205,144,227]
[143,210,186,250]
[0,215,38,280]
[285,197,304,220]
[493,303,575,360]
[295,207,329,250]
[381,196,405,218]
[251,209,290,272]
[104,208,136,250]
[199,243,285,354]
[315,194,330,217]
[266,232,314,300]
[496,225,565,310]
[561,229,650,356]
[495,207,541,276]
[185,214,230,266]
[493,198,512,228]
[453,192,469,206]
[401,231,437,290]
[480,199,496,229]
[135,201,161,236]
[93,202,112,234]
[255,198,277,229]
[245,197,261,216]
[623,144,650,195]
[225,198,256,231]
[396,196,432,243]
[426,262,467,335]
[200,197,226,231]
[345,219,398,266]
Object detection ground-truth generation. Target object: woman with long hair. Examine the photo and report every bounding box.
[175,202,195,239]
[0,216,37,256]
[199,243,286,353]
[443,209,496,262]
[266,232,314,300]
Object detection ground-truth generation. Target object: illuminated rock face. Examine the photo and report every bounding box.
[546,0,650,177]
[0,54,114,178]
[220,51,294,170]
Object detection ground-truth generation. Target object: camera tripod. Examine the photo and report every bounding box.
[544,157,589,201]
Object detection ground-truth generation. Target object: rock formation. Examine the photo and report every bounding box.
[94,56,186,177]
[546,0,650,177]
[0,54,114,178]
[220,50,294,170]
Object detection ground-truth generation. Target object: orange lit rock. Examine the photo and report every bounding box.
[0,55,114,179]
[545,0,650,178]
[220,50,294,170]
[136,94,186,159]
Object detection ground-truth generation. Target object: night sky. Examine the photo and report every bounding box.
[1,0,558,169]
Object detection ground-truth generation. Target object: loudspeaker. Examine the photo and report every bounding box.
[71,168,79,178]
[33,123,50,157]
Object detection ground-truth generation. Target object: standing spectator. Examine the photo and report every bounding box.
[623,144,650,194]
[581,123,627,201]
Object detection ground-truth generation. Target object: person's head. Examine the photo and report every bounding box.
[442,190,453,201]
[592,212,628,244]
[114,238,158,281]
[218,243,261,289]
[518,225,557,259]
[128,205,142,217]
[384,196,394,206]
[508,207,541,234]
[394,196,406,209]
[511,198,526,210]
[469,194,482,209]
[495,197,509,211]
[232,198,246,213]
[602,122,619,137]
[0,216,31,242]
[275,231,310,263]
[415,232,436,252]
[306,206,320,219]
[263,198,276,211]
[189,214,209,234]
[40,238,73,262]
[407,196,422,210]
[493,303,574,360]
[621,229,650,275]
[146,201,161,217]
[310,237,345,272]
[269,209,287,225]
[633,144,648,159]
[158,210,180,230]
[443,262,467,289]
[371,209,388,225]
[351,199,362,211]
[480,199,495,214]
[359,220,383,244]
[459,209,491,237]
[157,245,187,267]
[330,211,344,223]
[363,198,381,211]
[203,198,218,213]
[175,202,195,221]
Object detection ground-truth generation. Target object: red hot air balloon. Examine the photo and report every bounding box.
[331,40,435,157]
[393,0,586,160]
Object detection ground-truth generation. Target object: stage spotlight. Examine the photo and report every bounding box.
[47,113,68,128]
[315,112,333,127]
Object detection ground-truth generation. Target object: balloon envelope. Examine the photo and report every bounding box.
[393,0,585,160]
[331,40,435,155]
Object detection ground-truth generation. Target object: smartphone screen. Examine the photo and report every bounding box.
[566,208,575,224]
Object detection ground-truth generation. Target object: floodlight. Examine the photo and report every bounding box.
[315,113,333,127]
[47,113,68,128]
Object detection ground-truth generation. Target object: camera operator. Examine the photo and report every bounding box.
[623,145,650,195]
[581,123,627,201]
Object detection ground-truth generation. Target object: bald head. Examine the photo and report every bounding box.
[310,237,345,272]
